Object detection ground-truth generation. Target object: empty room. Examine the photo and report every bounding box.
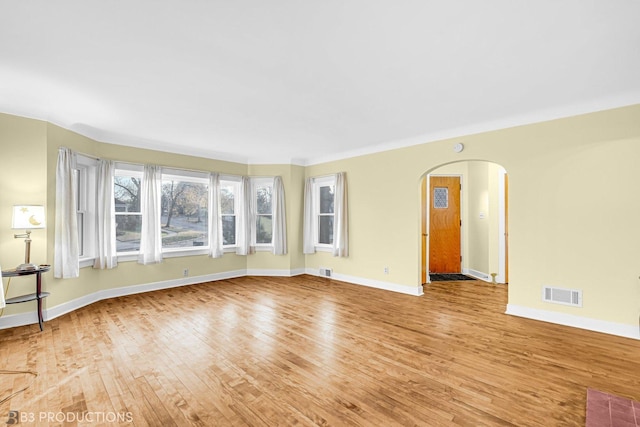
[1,1,640,426]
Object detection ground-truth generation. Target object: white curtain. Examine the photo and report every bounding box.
[333,172,349,257]
[54,147,80,278]
[138,164,163,264]
[272,176,287,255]
[302,177,315,254]
[208,172,224,258]
[93,159,118,269]
[235,176,254,255]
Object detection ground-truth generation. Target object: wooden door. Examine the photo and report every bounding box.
[429,176,461,273]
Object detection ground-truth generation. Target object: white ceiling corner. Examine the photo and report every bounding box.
[1,1,639,165]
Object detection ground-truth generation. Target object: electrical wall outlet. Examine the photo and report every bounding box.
[384,266,389,274]
[183,268,189,277]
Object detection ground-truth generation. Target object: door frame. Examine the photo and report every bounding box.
[422,164,508,284]
[497,168,508,284]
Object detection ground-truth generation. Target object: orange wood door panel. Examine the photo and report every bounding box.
[429,176,461,273]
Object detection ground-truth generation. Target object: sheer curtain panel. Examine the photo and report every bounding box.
[302,177,316,254]
[272,176,287,255]
[235,176,254,255]
[54,147,80,278]
[333,172,349,257]
[208,173,224,258]
[138,165,163,264]
[93,159,118,269]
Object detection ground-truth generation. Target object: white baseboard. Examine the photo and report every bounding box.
[246,268,306,277]
[305,268,424,296]
[506,304,640,340]
[463,268,492,283]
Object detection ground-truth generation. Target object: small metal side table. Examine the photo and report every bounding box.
[2,265,51,331]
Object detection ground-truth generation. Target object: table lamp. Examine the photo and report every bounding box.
[12,205,46,271]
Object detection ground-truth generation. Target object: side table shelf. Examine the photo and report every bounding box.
[5,292,51,304]
[2,265,51,331]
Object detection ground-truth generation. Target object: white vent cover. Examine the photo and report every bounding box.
[542,286,582,307]
[319,267,333,278]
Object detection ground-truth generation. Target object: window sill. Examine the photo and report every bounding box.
[315,245,333,253]
[163,248,209,258]
[79,258,95,268]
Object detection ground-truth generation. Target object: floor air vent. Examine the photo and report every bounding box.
[543,286,582,307]
[319,267,333,278]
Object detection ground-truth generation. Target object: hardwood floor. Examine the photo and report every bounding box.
[1,275,639,426]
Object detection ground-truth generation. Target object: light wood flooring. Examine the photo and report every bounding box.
[1,275,639,426]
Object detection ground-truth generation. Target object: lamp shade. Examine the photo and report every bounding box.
[12,205,46,229]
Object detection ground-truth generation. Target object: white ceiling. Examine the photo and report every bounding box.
[2,1,640,165]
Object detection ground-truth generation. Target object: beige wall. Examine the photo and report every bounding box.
[2,104,640,329]
[305,105,640,326]
[0,114,48,315]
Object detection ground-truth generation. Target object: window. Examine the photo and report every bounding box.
[313,176,335,247]
[220,177,240,247]
[161,171,209,250]
[254,178,273,246]
[114,165,143,253]
[75,154,97,261]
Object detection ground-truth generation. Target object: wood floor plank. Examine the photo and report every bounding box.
[1,275,639,426]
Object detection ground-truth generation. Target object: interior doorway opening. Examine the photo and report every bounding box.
[421,161,508,285]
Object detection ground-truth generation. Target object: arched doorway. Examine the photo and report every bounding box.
[421,161,508,284]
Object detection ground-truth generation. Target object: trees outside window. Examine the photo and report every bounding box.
[311,176,336,247]
[114,171,143,253]
[161,174,209,249]
[220,179,239,246]
[254,179,273,245]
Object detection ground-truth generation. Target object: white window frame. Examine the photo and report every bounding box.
[114,163,144,258]
[253,177,274,250]
[312,175,336,252]
[75,154,97,267]
[220,175,241,251]
[160,168,210,255]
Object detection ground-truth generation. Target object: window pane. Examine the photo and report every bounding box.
[318,216,334,245]
[222,215,236,245]
[320,185,334,214]
[161,181,209,248]
[256,186,272,214]
[433,187,448,209]
[116,214,142,252]
[114,176,141,212]
[256,215,272,244]
[220,186,234,215]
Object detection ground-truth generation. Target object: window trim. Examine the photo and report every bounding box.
[161,171,210,253]
[75,154,97,267]
[311,175,336,251]
[252,177,274,248]
[114,164,144,255]
[220,175,241,249]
